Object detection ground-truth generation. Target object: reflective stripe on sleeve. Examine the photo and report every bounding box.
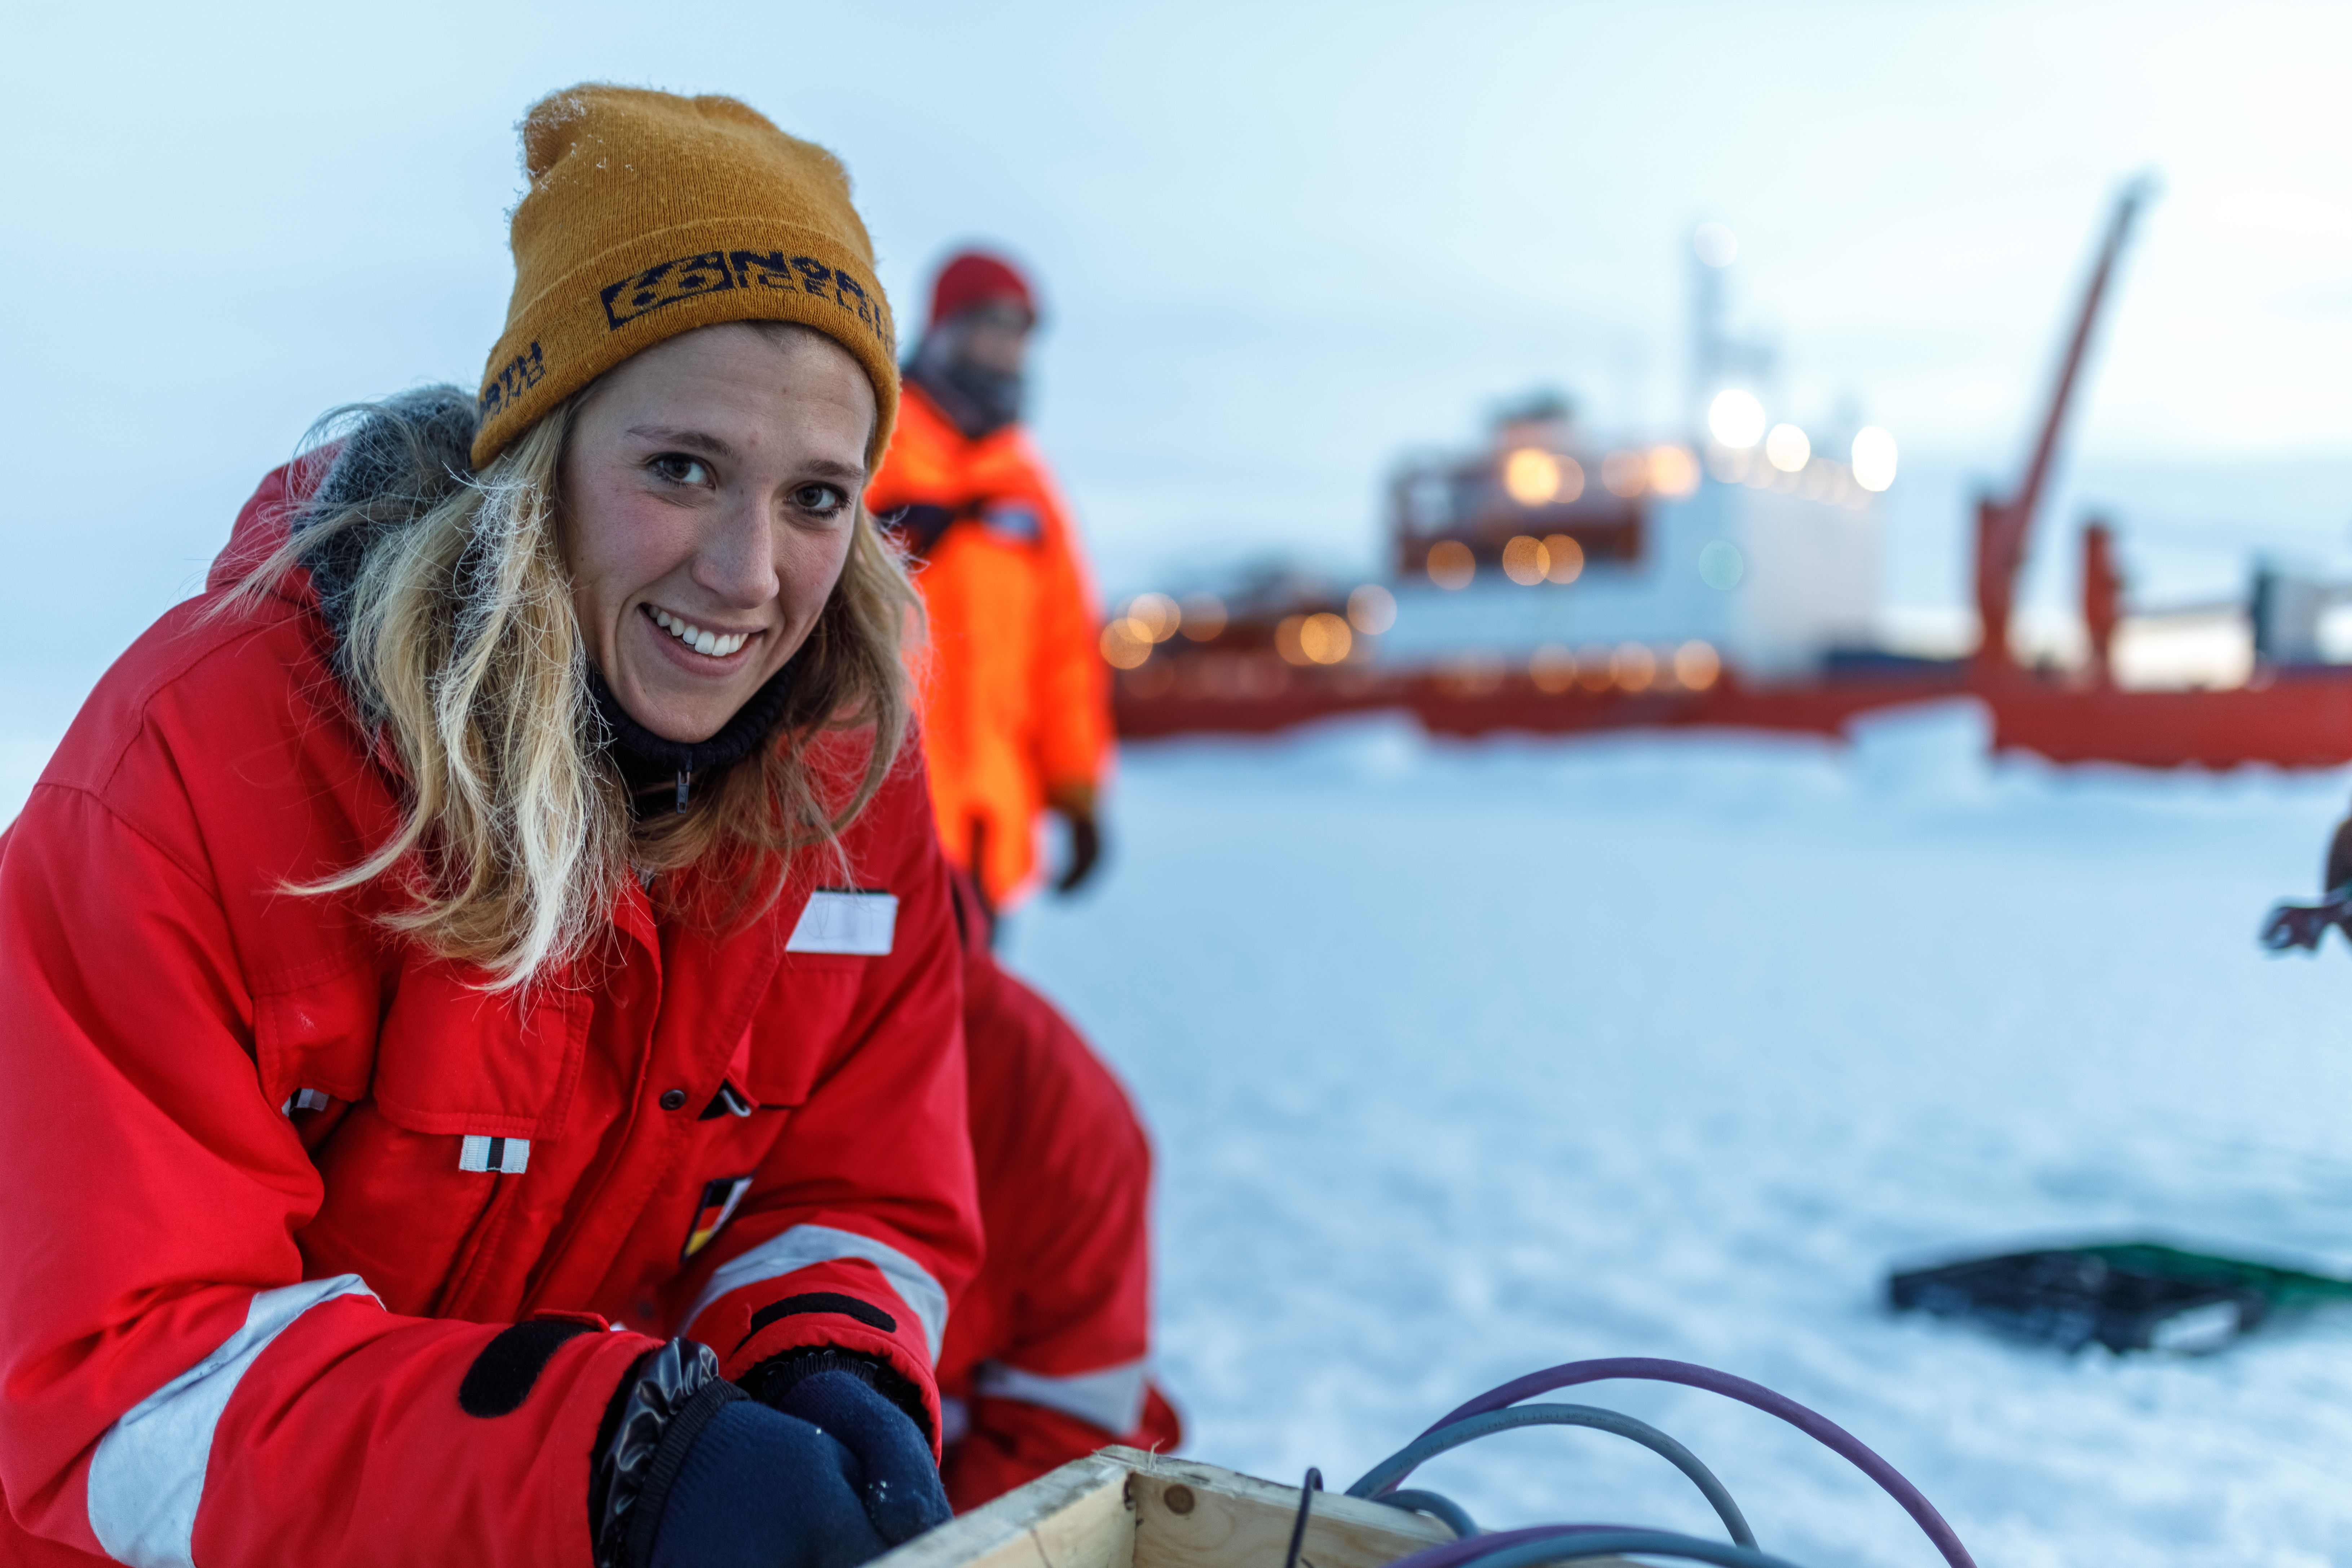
[971,1357,1149,1436]
[87,1274,378,1568]
[682,1223,946,1360]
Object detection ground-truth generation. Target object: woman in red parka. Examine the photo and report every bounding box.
[0,86,979,1568]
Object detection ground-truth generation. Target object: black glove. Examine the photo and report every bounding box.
[746,1350,952,1544]
[2260,895,2352,953]
[1043,785,1102,895]
[2325,814,2352,897]
[1055,806,1102,895]
[649,1398,890,1568]
[591,1340,896,1568]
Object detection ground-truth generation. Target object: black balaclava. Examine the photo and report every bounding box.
[904,319,1024,441]
[591,663,796,817]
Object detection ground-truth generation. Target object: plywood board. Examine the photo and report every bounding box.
[872,1445,1639,1568]
[1119,1451,1450,1568]
[876,1453,1134,1568]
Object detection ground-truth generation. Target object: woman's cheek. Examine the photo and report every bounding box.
[781,528,852,615]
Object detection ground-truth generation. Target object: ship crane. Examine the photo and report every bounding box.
[1973,177,2156,675]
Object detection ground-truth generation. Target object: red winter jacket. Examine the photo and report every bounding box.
[0,465,980,1568]
[936,875,1181,1509]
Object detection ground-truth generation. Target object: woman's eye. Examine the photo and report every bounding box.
[650,453,711,486]
[791,483,848,515]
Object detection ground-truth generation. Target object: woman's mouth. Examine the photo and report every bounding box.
[645,604,755,658]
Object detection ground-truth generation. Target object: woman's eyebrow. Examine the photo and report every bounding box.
[627,425,736,460]
[624,428,864,485]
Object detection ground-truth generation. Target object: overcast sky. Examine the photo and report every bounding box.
[5,0,2350,737]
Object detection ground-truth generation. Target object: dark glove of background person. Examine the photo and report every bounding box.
[2325,809,2352,896]
[646,1397,891,1568]
[746,1350,954,1545]
[1046,781,1102,895]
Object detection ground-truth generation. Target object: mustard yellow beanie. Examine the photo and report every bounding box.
[471,84,897,471]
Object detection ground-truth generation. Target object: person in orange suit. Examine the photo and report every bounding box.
[867,250,1111,916]
[874,254,1177,1507]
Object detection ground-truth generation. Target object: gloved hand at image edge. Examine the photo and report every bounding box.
[592,1339,944,1568]
[745,1347,955,1544]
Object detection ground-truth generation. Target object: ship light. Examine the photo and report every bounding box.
[1542,534,1585,584]
[1851,426,1898,491]
[1298,612,1353,665]
[1124,592,1182,642]
[1674,640,1722,690]
[1531,643,1576,693]
[1179,592,1228,640]
[1502,448,1562,506]
[1764,424,1811,473]
[1426,540,1476,589]
[1273,615,1310,666]
[1347,584,1398,634]
[1601,450,1648,498]
[1100,619,1152,669]
[1616,643,1659,692]
[1648,445,1700,497]
[1708,389,1766,449]
[1501,535,1550,586]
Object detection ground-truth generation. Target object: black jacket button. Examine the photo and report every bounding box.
[659,1088,689,1111]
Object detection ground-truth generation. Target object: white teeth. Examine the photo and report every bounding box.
[649,608,748,658]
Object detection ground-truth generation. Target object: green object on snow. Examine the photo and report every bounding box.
[1888,1241,2352,1354]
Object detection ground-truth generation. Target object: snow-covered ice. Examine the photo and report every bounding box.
[1005,705,2352,1568]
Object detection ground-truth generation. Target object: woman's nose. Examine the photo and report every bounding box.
[693,500,780,606]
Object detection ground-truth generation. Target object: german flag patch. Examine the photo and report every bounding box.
[683,1175,755,1262]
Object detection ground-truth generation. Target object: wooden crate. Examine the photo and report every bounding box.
[876,1447,1636,1568]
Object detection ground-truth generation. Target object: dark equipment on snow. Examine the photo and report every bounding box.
[2259,887,2352,954]
[1888,1242,2352,1354]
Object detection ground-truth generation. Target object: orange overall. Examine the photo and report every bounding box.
[867,384,1110,907]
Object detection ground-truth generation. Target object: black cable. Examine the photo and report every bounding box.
[1346,1403,1754,1548]
[1282,1467,1323,1568]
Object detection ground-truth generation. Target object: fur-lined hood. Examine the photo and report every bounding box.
[209,383,477,645]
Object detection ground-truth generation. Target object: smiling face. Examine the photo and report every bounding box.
[561,322,877,745]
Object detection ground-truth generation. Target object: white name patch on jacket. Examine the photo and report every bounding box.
[786,890,898,956]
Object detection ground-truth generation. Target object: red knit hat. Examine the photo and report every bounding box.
[929,250,1036,328]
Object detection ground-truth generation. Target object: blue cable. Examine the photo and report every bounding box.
[1416,1528,1806,1568]
[1378,1488,1480,1539]
[1346,1403,1755,1548]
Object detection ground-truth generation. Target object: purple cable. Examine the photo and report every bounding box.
[1413,1359,1973,1568]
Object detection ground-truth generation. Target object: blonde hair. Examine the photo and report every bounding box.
[238,353,920,990]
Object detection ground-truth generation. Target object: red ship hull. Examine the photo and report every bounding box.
[1114,664,2352,770]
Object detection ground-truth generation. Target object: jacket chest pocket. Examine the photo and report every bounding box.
[736,954,868,1111]
[294,958,590,1318]
[369,960,590,1142]
[253,962,383,1117]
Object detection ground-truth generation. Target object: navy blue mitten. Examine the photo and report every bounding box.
[646,1397,890,1568]
[756,1360,953,1543]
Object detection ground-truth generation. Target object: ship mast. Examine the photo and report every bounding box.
[1973,178,2155,673]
